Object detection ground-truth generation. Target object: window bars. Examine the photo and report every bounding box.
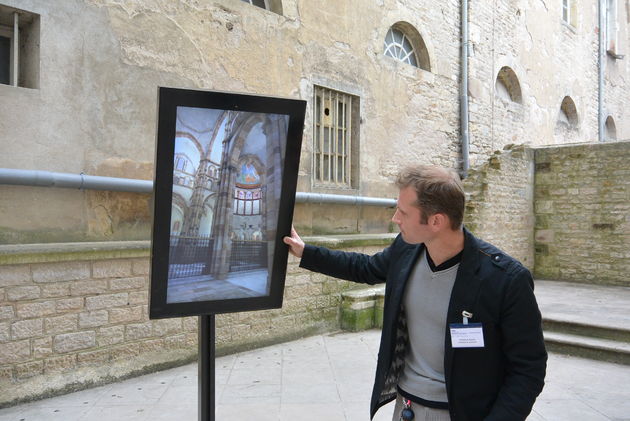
[314,86,354,187]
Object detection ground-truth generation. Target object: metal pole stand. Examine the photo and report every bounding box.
[199,314,215,421]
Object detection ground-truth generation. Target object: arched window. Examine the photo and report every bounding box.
[174,154,191,172]
[173,154,194,187]
[605,116,617,141]
[383,22,431,71]
[384,28,417,66]
[233,162,262,216]
[557,96,579,129]
[495,67,522,103]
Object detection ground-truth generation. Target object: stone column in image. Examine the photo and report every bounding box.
[263,115,288,271]
[180,158,211,237]
[209,114,238,280]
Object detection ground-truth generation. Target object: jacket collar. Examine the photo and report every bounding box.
[459,226,482,275]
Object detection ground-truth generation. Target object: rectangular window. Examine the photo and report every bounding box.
[562,0,569,23]
[241,0,267,8]
[0,30,9,85]
[606,0,618,54]
[313,86,359,188]
[239,0,283,14]
[0,4,40,89]
[561,0,577,27]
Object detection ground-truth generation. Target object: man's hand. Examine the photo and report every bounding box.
[283,225,305,258]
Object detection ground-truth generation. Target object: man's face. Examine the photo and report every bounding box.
[391,186,434,244]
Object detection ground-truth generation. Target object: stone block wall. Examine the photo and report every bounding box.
[0,235,393,407]
[463,144,536,269]
[534,141,630,285]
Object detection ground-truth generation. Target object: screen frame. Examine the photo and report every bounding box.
[149,87,305,319]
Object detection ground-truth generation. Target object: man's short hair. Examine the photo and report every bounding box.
[395,165,465,230]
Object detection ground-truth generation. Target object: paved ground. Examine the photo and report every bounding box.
[167,269,268,303]
[0,329,629,421]
[2,280,630,420]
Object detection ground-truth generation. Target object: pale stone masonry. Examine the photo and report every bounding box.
[534,141,630,286]
[463,140,630,286]
[0,236,393,407]
[463,145,536,269]
[0,243,196,406]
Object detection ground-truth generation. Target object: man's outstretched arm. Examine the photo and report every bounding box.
[284,225,397,286]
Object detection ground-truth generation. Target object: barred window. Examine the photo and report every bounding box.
[313,86,359,188]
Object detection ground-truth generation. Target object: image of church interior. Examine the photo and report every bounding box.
[166,106,289,303]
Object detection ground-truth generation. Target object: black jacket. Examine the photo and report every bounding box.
[300,228,547,420]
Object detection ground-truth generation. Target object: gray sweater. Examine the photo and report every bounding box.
[398,250,459,404]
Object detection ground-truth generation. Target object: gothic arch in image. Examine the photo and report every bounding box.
[208,111,288,280]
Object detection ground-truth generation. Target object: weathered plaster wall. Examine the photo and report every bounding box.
[466,0,630,165]
[0,0,464,242]
[0,0,628,242]
[534,141,630,285]
[463,145,535,269]
[0,236,392,407]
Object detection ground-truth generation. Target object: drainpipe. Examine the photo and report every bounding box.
[597,0,606,142]
[460,0,470,177]
[0,168,397,207]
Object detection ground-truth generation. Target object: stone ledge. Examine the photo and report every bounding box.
[0,241,150,265]
[532,139,630,151]
[303,233,397,249]
[0,233,397,265]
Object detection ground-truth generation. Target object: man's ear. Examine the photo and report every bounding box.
[429,213,447,231]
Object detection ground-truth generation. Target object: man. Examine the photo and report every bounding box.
[283,165,547,421]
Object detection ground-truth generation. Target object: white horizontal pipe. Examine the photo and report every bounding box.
[0,168,396,207]
[0,168,153,193]
[295,192,396,207]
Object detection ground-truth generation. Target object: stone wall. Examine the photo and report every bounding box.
[0,235,392,407]
[2,0,629,244]
[534,141,630,285]
[0,0,461,244]
[463,145,536,269]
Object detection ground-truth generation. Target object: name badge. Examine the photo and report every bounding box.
[449,323,484,348]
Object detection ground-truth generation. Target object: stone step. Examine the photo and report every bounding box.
[543,317,630,343]
[536,280,630,365]
[543,331,630,365]
[340,285,386,331]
